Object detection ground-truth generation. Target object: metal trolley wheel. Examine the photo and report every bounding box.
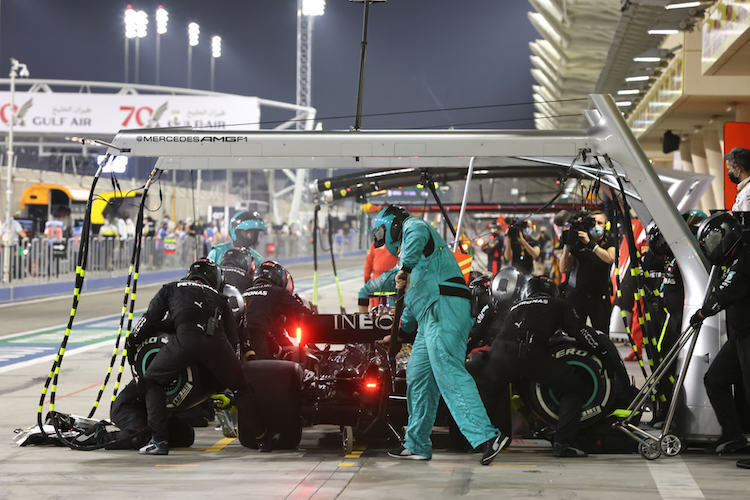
[342,425,354,455]
[660,434,682,456]
[639,438,662,460]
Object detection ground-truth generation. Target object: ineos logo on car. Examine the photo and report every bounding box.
[332,313,393,331]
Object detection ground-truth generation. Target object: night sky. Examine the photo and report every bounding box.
[3,0,537,130]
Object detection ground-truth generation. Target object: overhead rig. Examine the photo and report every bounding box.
[104,93,720,442]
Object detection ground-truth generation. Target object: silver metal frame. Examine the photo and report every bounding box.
[107,93,722,439]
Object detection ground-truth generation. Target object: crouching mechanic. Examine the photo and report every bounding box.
[132,259,249,455]
[689,213,750,456]
[479,276,607,457]
[373,205,506,465]
[208,210,265,265]
[241,260,312,360]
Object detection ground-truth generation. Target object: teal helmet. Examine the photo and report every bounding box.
[230,210,265,247]
[682,209,708,235]
[372,205,410,257]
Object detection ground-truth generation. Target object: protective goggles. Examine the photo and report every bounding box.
[372,224,386,248]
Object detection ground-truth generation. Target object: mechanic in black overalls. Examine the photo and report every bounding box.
[689,213,750,456]
[478,276,606,457]
[241,260,312,361]
[134,259,246,455]
[220,246,257,293]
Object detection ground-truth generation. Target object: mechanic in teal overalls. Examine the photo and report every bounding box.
[373,205,508,465]
[208,210,265,265]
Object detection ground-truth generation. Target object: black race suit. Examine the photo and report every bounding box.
[133,279,245,442]
[242,282,311,359]
[478,294,602,446]
[701,246,750,438]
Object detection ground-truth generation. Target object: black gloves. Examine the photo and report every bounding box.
[689,310,705,327]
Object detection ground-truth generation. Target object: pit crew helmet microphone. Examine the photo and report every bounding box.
[372,205,411,257]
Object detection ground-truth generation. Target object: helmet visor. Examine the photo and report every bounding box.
[372,224,386,248]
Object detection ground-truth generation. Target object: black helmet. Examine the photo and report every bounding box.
[491,267,527,308]
[696,212,743,265]
[186,258,223,291]
[256,260,288,288]
[520,276,558,300]
[220,247,257,275]
[646,220,670,258]
[682,209,708,235]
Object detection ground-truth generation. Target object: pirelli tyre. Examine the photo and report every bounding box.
[131,333,217,410]
[524,334,626,430]
[237,360,304,450]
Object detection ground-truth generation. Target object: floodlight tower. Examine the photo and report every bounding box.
[155,6,168,85]
[210,35,221,91]
[296,0,324,130]
[289,0,325,226]
[124,5,137,82]
[187,22,200,88]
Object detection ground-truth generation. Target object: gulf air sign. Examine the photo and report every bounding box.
[0,93,260,135]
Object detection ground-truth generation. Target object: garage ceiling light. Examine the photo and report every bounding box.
[648,29,680,35]
[617,89,640,95]
[633,56,661,62]
[665,1,701,9]
[625,76,650,82]
[616,101,632,107]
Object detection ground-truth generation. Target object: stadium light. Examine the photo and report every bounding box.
[302,0,326,16]
[156,5,168,35]
[210,35,222,91]
[211,35,222,58]
[155,6,168,84]
[188,22,200,47]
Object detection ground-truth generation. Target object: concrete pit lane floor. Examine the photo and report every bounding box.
[1,255,748,499]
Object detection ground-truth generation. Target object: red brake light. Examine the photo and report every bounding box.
[364,380,378,390]
[295,327,302,345]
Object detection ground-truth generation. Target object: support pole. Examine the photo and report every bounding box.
[452,156,475,251]
[354,1,372,131]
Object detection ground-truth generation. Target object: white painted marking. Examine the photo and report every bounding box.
[647,457,705,499]
[0,340,113,374]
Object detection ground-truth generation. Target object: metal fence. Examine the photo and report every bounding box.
[0,233,363,286]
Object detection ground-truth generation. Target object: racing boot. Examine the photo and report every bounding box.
[139,439,169,455]
[387,445,430,461]
[552,444,588,457]
[478,433,511,465]
[715,434,748,454]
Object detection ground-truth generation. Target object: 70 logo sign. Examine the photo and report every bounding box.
[119,101,168,127]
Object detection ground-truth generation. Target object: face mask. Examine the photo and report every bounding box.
[522,227,532,236]
[589,225,604,240]
[728,169,741,184]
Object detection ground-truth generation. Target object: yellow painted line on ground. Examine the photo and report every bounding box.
[491,464,538,467]
[205,437,236,452]
[154,464,200,467]
[338,462,357,467]
[345,452,363,458]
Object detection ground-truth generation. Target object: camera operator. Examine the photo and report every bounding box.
[481,223,505,275]
[560,210,616,334]
[504,219,540,275]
